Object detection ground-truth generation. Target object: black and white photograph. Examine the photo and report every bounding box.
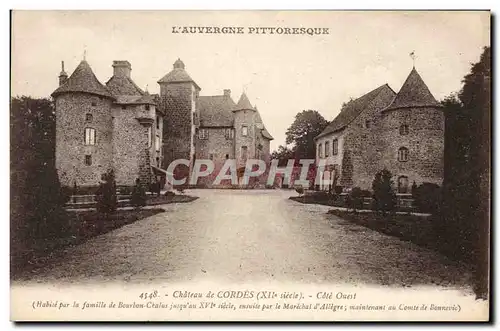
[9,10,490,321]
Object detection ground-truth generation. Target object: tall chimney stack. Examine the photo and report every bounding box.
[112,60,132,78]
[58,61,68,86]
[223,89,231,97]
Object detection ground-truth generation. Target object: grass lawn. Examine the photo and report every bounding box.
[326,209,452,261]
[11,208,165,277]
[146,194,199,206]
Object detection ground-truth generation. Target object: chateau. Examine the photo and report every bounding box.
[52,57,273,189]
[315,67,444,193]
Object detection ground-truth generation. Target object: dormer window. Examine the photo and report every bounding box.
[145,104,150,111]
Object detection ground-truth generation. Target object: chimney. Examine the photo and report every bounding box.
[112,60,132,78]
[223,89,231,97]
[58,61,68,86]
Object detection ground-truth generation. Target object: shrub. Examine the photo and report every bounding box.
[96,169,117,214]
[346,187,364,212]
[334,186,343,195]
[372,169,396,214]
[413,182,442,214]
[131,178,147,209]
[164,191,176,197]
[310,190,330,201]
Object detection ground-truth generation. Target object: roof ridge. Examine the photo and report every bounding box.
[316,84,394,139]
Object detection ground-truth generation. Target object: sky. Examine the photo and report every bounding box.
[11,11,490,151]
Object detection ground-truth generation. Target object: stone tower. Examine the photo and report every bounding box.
[233,92,257,169]
[158,59,200,171]
[52,60,115,188]
[379,67,444,193]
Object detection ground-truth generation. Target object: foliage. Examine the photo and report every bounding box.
[294,185,304,196]
[96,169,117,214]
[285,110,329,159]
[346,187,364,212]
[440,46,490,298]
[10,96,69,240]
[371,169,396,215]
[271,145,295,167]
[131,178,147,209]
[412,183,441,214]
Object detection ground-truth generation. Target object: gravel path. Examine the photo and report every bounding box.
[14,189,472,291]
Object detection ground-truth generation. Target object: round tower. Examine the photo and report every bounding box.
[233,92,258,170]
[51,59,115,188]
[379,67,444,193]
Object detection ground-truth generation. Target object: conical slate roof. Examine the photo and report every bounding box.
[157,59,200,90]
[233,92,254,111]
[52,60,114,99]
[385,68,441,111]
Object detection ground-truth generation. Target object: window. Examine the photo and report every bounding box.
[365,120,372,128]
[333,139,339,156]
[241,146,248,160]
[86,113,93,122]
[242,125,248,137]
[199,128,208,140]
[398,176,409,193]
[318,143,323,158]
[225,154,229,159]
[84,128,96,145]
[398,147,409,162]
[156,116,160,130]
[145,104,150,111]
[121,105,126,110]
[155,135,160,151]
[156,157,160,166]
[209,153,215,161]
[400,124,409,135]
[91,101,97,107]
[325,141,330,157]
[224,128,234,140]
[84,155,92,166]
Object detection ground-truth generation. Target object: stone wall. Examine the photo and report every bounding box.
[55,92,114,188]
[342,86,396,190]
[160,82,195,170]
[233,109,257,169]
[111,104,148,186]
[379,106,444,188]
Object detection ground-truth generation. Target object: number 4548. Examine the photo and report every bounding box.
[139,290,158,299]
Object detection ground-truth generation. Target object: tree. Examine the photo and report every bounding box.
[271,145,295,167]
[285,110,329,159]
[372,169,396,215]
[441,46,490,298]
[10,96,68,240]
[346,187,363,213]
